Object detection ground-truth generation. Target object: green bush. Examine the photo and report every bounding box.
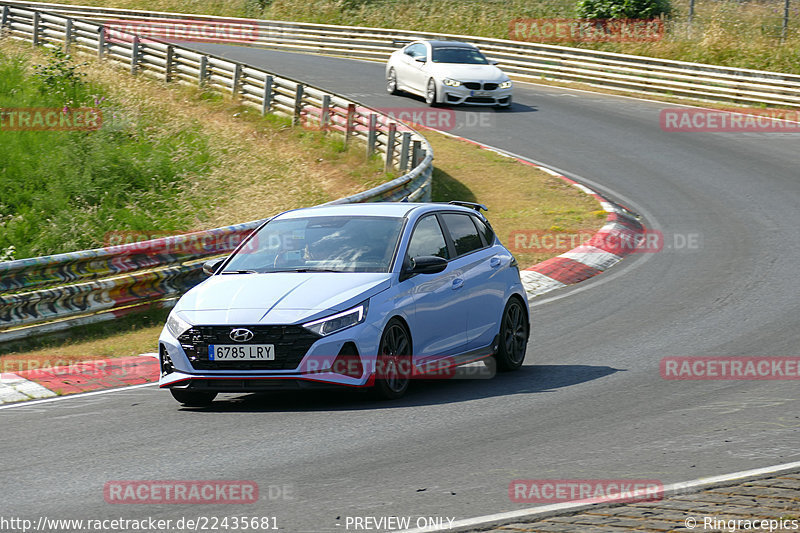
[576,0,671,19]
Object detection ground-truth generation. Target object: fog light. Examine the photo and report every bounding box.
[160,344,174,376]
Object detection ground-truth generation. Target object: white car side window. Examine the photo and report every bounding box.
[405,44,426,60]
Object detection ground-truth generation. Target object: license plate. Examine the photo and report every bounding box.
[471,90,493,97]
[209,344,275,361]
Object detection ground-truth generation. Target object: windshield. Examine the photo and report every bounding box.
[222,215,404,273]
[431,47,489,64]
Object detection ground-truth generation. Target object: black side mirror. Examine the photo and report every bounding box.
[409,255,447,274]
[202,258,224,276]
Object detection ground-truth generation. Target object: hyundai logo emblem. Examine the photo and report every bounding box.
[229,328,254,343]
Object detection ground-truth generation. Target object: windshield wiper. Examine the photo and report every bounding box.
[221,269,257,274]
[268,268,343,273]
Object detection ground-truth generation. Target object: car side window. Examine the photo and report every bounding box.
[472,216,495,246]
[407,215,450,260]
[405,43,426,60]
[442,213,484,256]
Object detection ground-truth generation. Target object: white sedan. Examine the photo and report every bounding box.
[386,40,512,108]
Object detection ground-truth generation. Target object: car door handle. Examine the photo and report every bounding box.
[452,278,464,290]
[490,257,501,268]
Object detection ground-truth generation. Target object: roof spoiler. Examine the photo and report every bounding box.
[448,201,488,212]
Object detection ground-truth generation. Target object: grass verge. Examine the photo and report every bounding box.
[0,39,390,259]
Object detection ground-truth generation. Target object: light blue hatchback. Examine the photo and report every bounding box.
[159,202,529,404]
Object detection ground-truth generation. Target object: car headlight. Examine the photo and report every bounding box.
[499,80,512,89]
[303,301,368,337]
[443,78,461,87]
[166,311,193,338]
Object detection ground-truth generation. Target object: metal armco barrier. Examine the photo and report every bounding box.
[2,0,799,108]
[0,3,433,343]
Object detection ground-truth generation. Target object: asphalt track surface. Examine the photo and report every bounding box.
[2,45,799,531]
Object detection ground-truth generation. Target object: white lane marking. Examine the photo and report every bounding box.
[0,383,157,411]
[397,460,800,533]
[11,379,57,400]
[561,247,622,271]
[540,167,563,177]
[520,270,566,299]
[0,374,57,404]
[599,201,616,212]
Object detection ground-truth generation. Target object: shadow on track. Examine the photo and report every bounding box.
[183,364,623,413]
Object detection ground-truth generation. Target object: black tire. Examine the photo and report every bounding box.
[425,78,438,107]
[494,297,528,371]
[387,67,400,95]
[372,318,412,400]
[170,389,217,406]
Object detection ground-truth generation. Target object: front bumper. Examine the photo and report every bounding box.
[441,84,512,106]
[158,321,382,391]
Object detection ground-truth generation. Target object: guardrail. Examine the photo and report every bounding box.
[0,3,434,343]
[2,0,799,108]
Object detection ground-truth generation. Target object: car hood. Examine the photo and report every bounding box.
[175,272,391,325]
[430,63,507,82]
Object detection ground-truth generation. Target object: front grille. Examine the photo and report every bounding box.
[463,82,481,90]
[466,97,495,103]
[178,326,320,370]
[483,83,499,91]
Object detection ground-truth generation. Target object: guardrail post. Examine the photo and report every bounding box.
[344,103,355,148]
[366,113,377,158]
[130,35,140,75]
[0,6,9,38]
[385,122,397,172]
[293,84,304,126]
[164,45,173,82]
[198,55,208,87]
[31,11,40,45]
[261,75,273,115]
[64,18,73,52]
[399,132,411,172]
[321,94,331,133]
[412,140,421,167]
[97,25,105,59]
[232,63,242,97]
[781,0,789,42]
